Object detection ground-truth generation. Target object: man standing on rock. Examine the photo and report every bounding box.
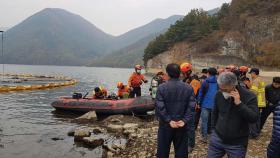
[128,64,148,98]
[207,72,258,158]
[155,63,195,158]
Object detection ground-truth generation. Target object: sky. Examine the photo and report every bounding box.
[0,0,231,36]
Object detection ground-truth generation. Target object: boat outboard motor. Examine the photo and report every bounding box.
[83,92,89,99]
[72,92,82,99]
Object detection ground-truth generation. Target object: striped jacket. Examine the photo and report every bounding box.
[267,104,280,158]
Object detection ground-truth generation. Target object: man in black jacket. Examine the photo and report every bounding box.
[260,77,280,131]
[156,63,195,158]
[207,72,258,158]
[199,68,208,81]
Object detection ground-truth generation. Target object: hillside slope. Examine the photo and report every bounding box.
[90,34,158,68]
[90,15,183,67]
[110,15,183,51]
[145,0,280,70]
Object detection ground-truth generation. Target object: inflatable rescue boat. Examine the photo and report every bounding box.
[51,96,154,115]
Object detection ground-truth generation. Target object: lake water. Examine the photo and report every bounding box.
[0,64,151,158]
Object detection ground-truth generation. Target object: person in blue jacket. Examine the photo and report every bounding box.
[197,67,218,143]
[267,103,280,158]
[155,63,195,158]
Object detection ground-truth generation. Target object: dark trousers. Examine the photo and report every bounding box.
[207,131,247,158]
[188,111,195,148]
[249,121,260,138]
[249,108,263,138]
[267,140,280,158]
[157,122,188,158]
[260,106,276,130]
[129,87,141,98]
[194,108,201,130]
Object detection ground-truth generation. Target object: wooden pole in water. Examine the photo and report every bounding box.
[0,31,3,81]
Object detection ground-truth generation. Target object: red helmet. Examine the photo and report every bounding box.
[117,82,124,88]
[134,65,142,70]
[225,64,237,72]
[239,66,249,73]
[180,63,192,73]
[156,71,164,76]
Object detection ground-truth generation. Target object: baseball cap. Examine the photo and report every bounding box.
[249,68,259,75]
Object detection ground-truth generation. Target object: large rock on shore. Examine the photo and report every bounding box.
[103,138,127,153]
[107,124,124,133]
[123,123,139,137]
[74,129,91,141]
[123,123,138,130]
[107,123,139,134]
[83,136,105,148]
[103,115,142,124]
[73,111,97,123]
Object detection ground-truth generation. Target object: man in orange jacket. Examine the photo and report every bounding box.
[180,62,199,153]
[128,65,148,98]
[117,82,130,99]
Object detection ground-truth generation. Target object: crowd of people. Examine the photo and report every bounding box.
[154,63,280,158]
[89,63,280,158]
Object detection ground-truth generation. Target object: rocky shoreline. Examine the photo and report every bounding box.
[69,111,273,158]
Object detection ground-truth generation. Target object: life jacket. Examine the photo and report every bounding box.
[190,79,201,96]
[250,77,266,108]
[128,72,146,88]
[94,87,108,99]
[118,85,130,98]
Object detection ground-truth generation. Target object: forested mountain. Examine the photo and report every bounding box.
[4,8,114,65]
[144,0,280,69]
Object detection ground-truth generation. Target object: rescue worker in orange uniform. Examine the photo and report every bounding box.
[190,74,201,96]
[181,62,193,84]
[93,86,108,99]
[128,65,148,98]
[180,63,201,99]
[117,82,130,99]
[180,62,198,153]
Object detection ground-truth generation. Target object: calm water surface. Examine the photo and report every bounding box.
[0,65,151,158]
